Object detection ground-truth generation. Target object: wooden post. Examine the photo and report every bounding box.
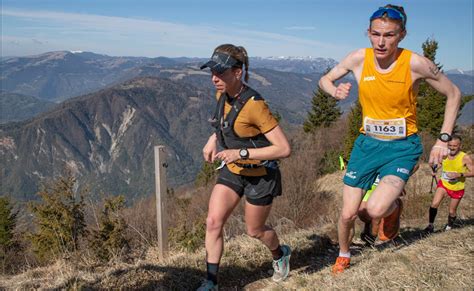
[154,145,168,260]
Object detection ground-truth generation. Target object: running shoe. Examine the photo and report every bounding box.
[272,244,291,282]
[424,224,434,234]
[332,256,350,274]
[196,280,218,291]
[379,198,403,241]
[444,224,452,231]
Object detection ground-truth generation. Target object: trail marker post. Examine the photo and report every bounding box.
[154,145,169,260]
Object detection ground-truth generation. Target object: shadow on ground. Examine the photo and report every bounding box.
[63,218,473,290]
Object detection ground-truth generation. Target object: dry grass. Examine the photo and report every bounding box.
[2,163,473,290]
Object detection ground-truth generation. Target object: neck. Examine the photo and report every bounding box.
[227,82,244,98]
[374,49,401,70]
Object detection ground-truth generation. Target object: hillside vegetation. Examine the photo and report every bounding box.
[1,165,472,290]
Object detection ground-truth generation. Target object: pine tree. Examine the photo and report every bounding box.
[344,100,362,159]
[89,195,129,262]
[29,175,87,261]
[0,197,17,251]
[417,38,447,137]
[303,87,341,133]
[0,197,19,272]
[417,38,470,136]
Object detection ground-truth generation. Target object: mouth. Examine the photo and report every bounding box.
[374,48,387,54]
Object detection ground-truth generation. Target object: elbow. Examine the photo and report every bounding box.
[450,86,462,104]
[281,145,291,159]
[318,77,325,90]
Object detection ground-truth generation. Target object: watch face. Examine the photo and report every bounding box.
[240,149,248,158]
[439,133,451,142]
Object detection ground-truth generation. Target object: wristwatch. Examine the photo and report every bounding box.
[438,132,452,142]
[239,148,249,160]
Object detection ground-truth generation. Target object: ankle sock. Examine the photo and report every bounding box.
[429,207,438,224]
[271,245,283,261]
[206,262,219,285]
[339,251,351,258]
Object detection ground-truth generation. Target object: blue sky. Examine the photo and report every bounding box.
[2,0,473,70]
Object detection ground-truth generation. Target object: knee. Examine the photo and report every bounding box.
[366,205,385,219]
[206,216,224,233]
[340,211,357,224]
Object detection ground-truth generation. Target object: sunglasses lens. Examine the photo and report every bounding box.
[370,8,403,22]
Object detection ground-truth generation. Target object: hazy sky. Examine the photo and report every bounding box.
[2,0,473,70]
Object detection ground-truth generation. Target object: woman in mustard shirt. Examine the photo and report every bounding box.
[197,44,292,290]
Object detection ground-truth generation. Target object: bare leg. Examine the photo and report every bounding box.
[448,197,462,218]
[205,184,241,263]
[431,187,447,208]
[338,185,364,253]
[244,201,279,250]
[366,175,405,219]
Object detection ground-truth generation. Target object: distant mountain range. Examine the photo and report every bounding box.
[0,51,472,200]
[0,91,56,123]
[0,77,215,201]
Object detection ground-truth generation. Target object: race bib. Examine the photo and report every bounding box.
[441,171,458,182]
[364,117,406,140]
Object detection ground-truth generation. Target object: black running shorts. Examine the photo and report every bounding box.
[216,165,282,206]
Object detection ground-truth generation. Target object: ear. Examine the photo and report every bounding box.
[233,68,243,80]
[399,30,407,41]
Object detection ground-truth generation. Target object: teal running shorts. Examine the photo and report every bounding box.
[343,134,422,190]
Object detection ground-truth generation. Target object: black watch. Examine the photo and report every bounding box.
[239,148,249,160]
[438,132,452,142]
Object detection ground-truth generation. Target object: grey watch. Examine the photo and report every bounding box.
[239,148,249,160]
[438,132,452,142]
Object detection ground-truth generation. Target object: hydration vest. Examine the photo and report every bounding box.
[209,86,271,150]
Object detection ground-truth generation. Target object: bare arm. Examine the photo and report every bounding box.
[319,49,365,99]
[214,125,291,164]
[462,154,474,178]
[202,133,218,162]
[411,54,462,166]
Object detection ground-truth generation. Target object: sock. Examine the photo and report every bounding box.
[339,251,351,258]
[206,262,219,285]
[448,215,456,227]
[429,207,438,224]
[271,245,283,261]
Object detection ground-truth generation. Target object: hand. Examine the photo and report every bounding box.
[429,140,448,167]
[203,135,217,163]
[214,149,240,164]
[445,172,461,179]
[333,82,352,100]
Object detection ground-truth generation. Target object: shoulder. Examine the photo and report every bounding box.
[340,48,366,69]
[243,86,264,101]
[410,52,440,79]
[462,152,473,162]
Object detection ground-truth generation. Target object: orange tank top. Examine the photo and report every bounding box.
[358,48,418,138]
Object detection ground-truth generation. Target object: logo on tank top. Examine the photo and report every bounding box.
[363,76,376,81]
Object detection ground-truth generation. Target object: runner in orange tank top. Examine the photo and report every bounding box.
[318,4,461,274]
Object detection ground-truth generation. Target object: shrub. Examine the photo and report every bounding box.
[29,175,87,262]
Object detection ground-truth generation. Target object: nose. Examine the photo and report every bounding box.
[378,36,385,47]
[211,74,219,83]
